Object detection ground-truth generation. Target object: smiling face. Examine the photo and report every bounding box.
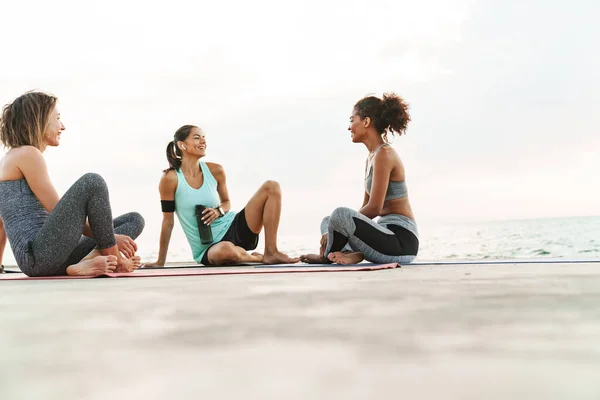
[348,108,369,143]
[178,127,207,157]
[43,105,65,147]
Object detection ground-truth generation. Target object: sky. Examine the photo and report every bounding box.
[1,0,599,261]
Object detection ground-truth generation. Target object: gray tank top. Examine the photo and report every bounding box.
[0,179,48,269]
[365,143,408,200]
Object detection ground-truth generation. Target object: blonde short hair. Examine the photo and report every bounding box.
[0,91,58,149]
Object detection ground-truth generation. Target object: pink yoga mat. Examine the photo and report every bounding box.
[0,263,399,281]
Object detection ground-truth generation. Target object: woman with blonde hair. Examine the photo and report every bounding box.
[0,91,145,276]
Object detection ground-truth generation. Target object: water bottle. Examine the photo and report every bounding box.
[195,205,214,244]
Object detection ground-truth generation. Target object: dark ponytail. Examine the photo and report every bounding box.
[164,124,197,172]
[354,92,411,141]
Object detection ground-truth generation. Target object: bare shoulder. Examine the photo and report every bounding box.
[374,145,405,177]
[375,145,399,164]
[13,146,44,161]
[0,146,45,180]
[206,162,225,177]
[380,145,406,179]
[159,169,178,193]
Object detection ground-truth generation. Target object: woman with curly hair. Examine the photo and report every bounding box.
[145,125,299,267]
[301,93,419,265]
[0,91,144,276]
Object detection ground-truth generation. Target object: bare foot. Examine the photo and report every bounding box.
[142,261,165,268]
[251,252,264,263]
[82,249,101,261]
[115,256,141,273]
[67,255,117,276]
[263,250,300,265]
[327,251,364,265]
[299,253,331,264]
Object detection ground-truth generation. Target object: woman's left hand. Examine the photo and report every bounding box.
[201,208,220,225]
[116,234,137,258]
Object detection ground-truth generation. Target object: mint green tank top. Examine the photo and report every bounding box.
[175,161,236,263]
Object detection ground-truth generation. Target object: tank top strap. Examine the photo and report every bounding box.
[366,143,389,173]
[199,161,216,184]
[373,142,389,155]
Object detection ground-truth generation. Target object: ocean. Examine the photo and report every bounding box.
[413,215,600,261]
[2,216,599,267]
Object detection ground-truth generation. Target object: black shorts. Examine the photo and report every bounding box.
[200,208,259,265]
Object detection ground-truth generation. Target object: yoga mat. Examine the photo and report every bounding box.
[0,263,399,281]
[139,262,262,270]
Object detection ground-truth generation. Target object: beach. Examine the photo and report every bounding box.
[2,261,600,399]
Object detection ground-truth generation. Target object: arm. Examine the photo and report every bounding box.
[148,171,178,267]
[0,217,6,267]
[361,157,370,208]
[361,191,370,208]
[18,147,61,213]
[359,149,394,219]
[18,147,99,238]
[202,163,231,225]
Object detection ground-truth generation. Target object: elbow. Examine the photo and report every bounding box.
[362,205,382,219]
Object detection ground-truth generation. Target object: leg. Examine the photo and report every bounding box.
[63,212,145,267]
[243,180,298,264]
[28,173,126,276]
[324,207,417,264]
[206,242,264,266]
[300,216,338,264]
[300,215,353,264]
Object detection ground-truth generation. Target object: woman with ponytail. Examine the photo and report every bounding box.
[301,93,419,265]
[145,125,298,267]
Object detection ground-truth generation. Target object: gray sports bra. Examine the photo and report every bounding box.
[364,143,408,200]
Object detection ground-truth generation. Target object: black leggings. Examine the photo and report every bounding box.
[25,173,144,277]
[322,207,419,264]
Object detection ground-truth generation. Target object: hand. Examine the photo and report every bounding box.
[115,234,137,258]
[319,234,328,257]
[201,208,220,225]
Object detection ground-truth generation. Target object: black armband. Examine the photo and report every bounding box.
[161,200,175,212]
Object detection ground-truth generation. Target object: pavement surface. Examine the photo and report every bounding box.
[2,262,600,399]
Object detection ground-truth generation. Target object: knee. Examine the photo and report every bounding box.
[261,180,281,196]
[320,216,330,235]
[128,212,145,233]
[330,207,352,226]
[79,172,107,191]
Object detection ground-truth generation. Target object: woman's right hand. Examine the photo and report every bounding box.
[319,234,328,256]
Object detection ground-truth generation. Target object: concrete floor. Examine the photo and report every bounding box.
[2,262,600,399]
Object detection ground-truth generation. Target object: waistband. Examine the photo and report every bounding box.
[377,214,418,238]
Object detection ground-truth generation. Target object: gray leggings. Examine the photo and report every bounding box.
[25,173,145,277]
[321,207,419,264]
